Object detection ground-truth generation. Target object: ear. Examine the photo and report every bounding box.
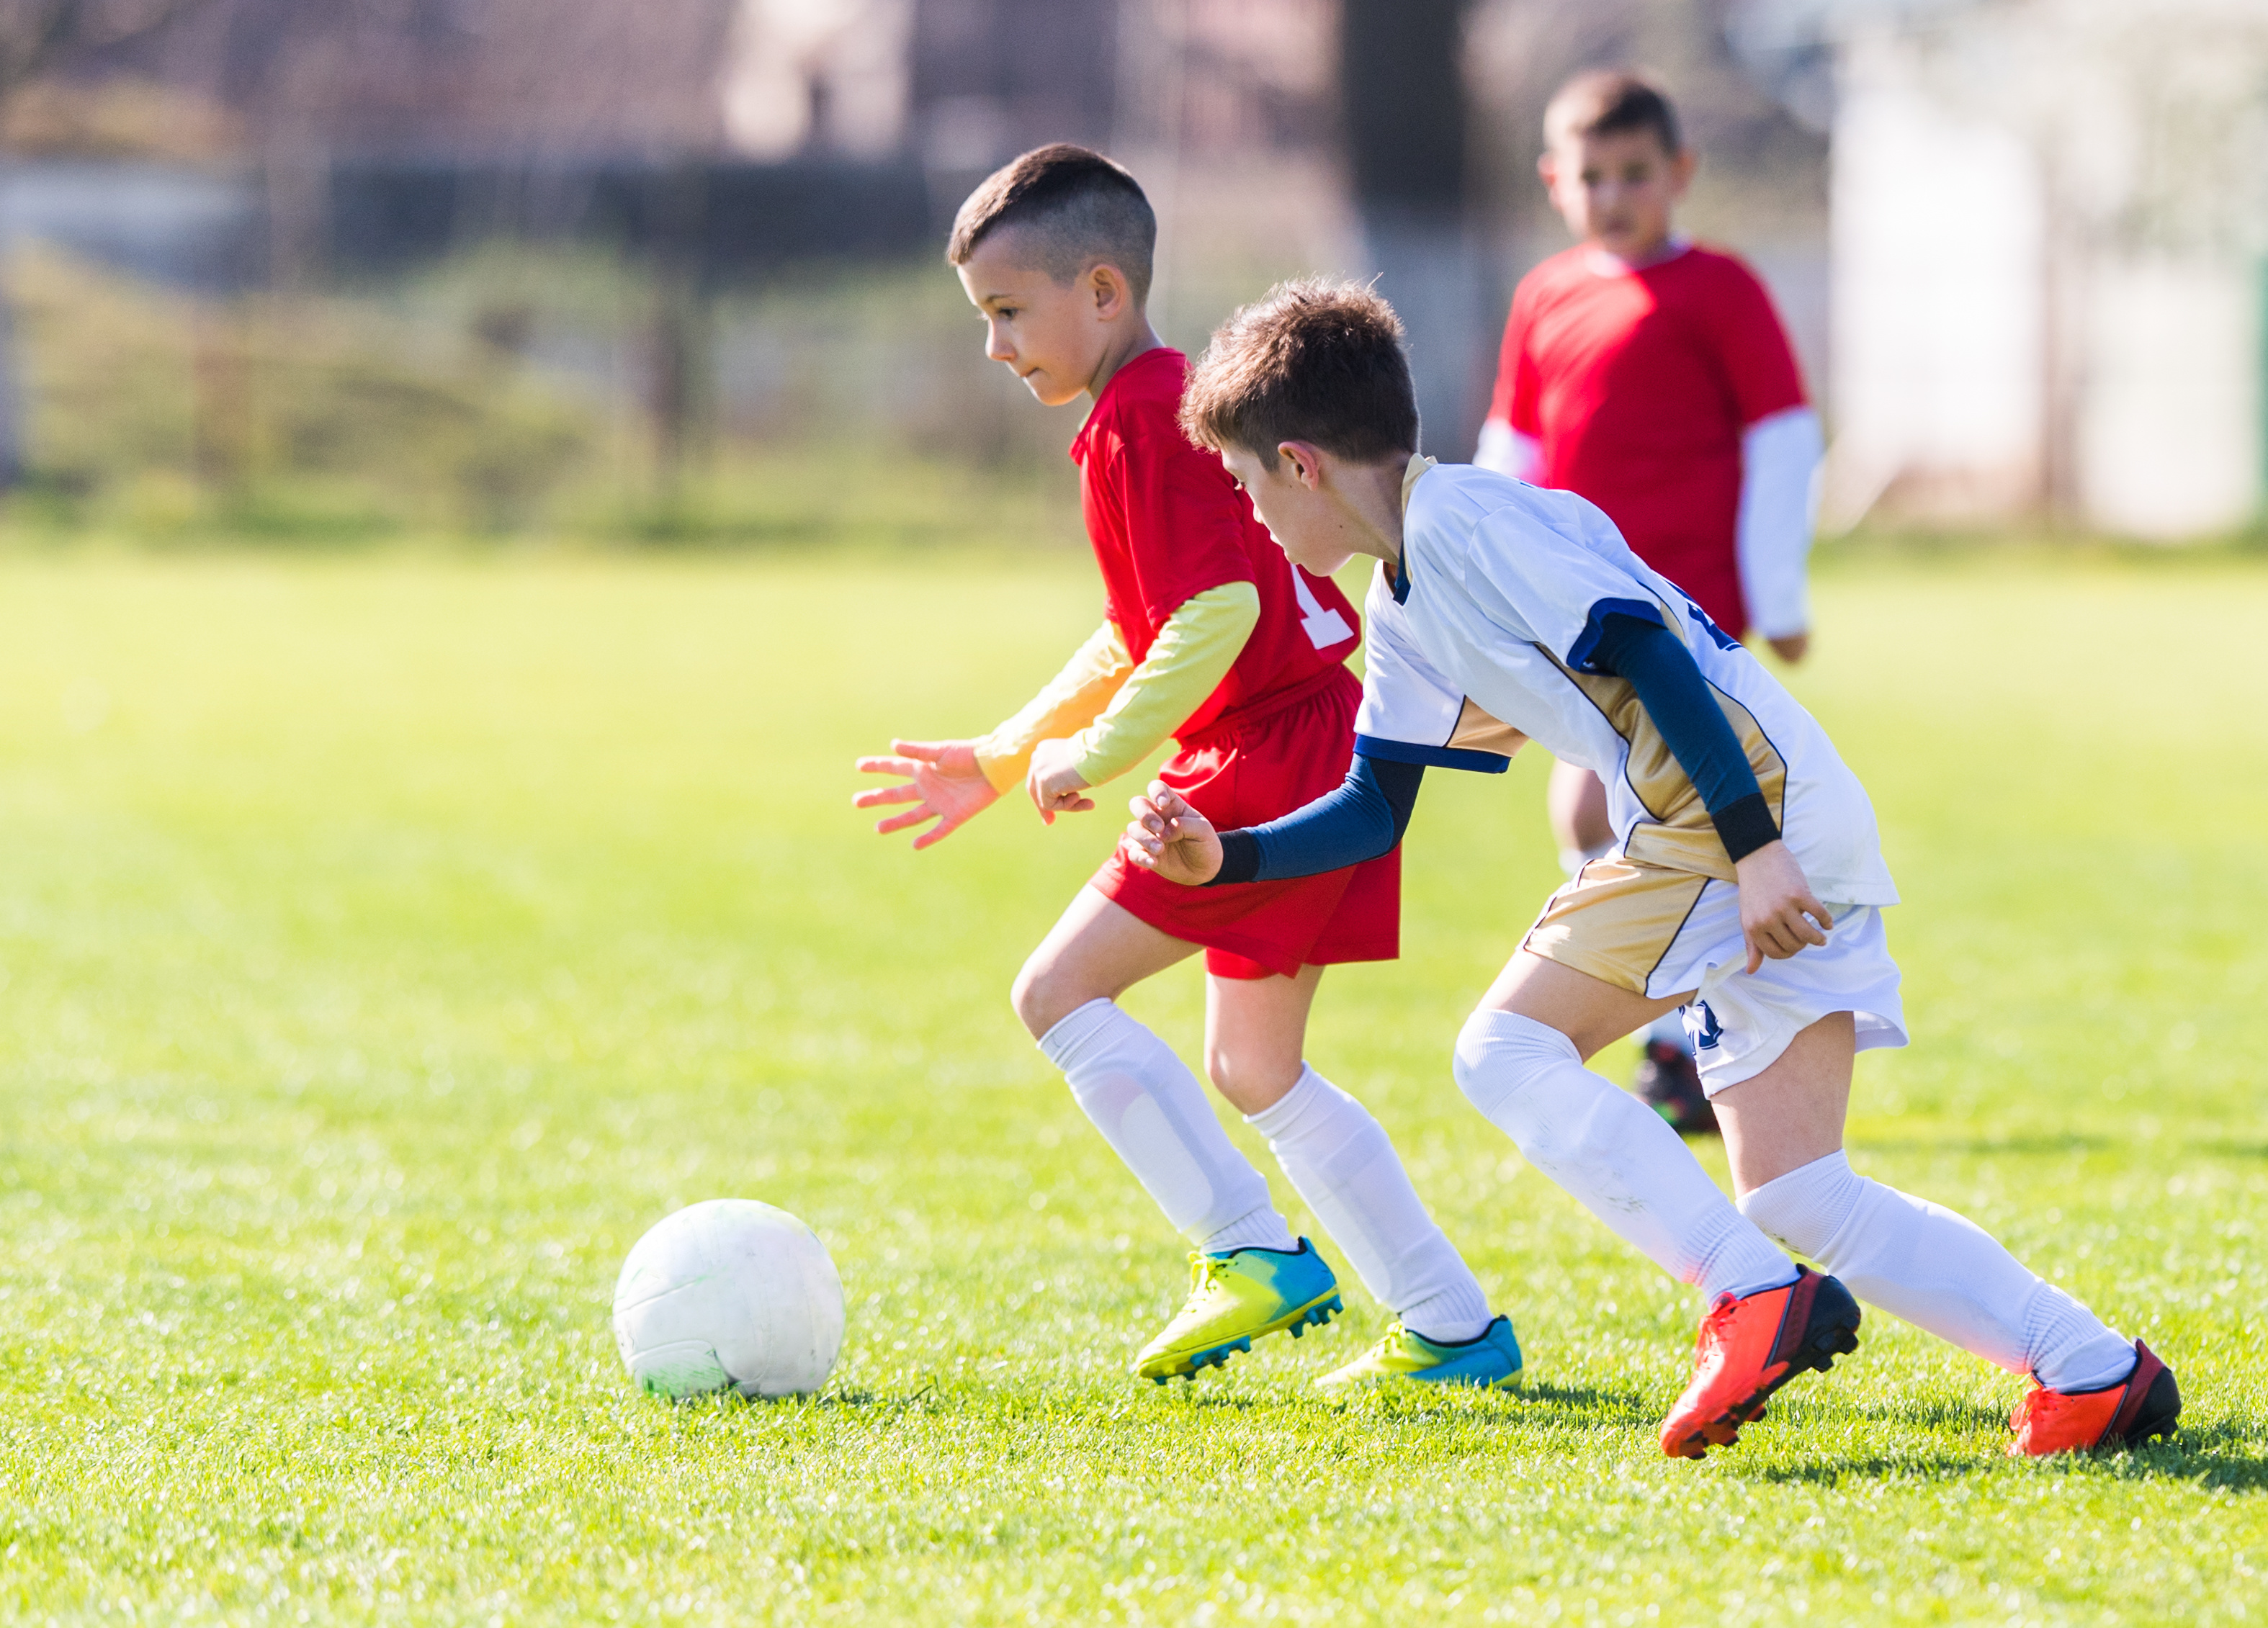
[1669,146,1698,194]
[1087,261,1129,320]
[1276,440,1327,492]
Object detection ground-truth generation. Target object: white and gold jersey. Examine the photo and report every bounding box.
[1353,459,1898,908]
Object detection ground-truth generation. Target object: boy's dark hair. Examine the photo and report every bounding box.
[1543,68,1684,155]
[946,143,1157,303]
[1180,278,1418,467]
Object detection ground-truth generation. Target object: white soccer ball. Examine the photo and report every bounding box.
[611,1199,844,1400]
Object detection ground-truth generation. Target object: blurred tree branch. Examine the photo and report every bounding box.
[0,0,213,487]
[0,0,207,98]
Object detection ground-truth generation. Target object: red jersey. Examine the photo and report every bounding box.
[1488,244,1806,637]
[1072,346,1359,737]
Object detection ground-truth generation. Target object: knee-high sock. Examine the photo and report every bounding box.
[1453,1009,1795,1302]
[1739,1151,2135,1391]
[1245,1065,1493,1342]
[1039,998,1292,1255]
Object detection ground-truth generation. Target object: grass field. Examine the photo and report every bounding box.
[1,544,2264,1624]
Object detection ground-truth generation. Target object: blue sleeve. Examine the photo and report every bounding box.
[1589,612,1781,861]
[1204,754,1425,886]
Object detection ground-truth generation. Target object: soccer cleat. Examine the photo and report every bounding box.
[1659,1265,1861,1460]
[1632,1040,1718,1136]
[2007,1339,2181,1456]
[1134,1237,1343,1383]
[1317,1313,1523,1392]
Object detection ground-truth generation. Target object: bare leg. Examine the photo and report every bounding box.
[1712,1012,1855,1195]
[1202,965,1325,1115]
[1546,758,1613,858]
[1010,885,1198,1038]
[1480,945,1684,1048]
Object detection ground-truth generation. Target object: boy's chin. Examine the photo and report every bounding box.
[1024,379,1083,408]
[1284,543,1355,577]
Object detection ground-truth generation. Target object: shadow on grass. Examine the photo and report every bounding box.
[1733,1416,2268,1488]
[1507,1377,1656,1426]
[1842,1395,2012,1434]
[2138,1424,2268,1491]
[1742,1454,1991,1485]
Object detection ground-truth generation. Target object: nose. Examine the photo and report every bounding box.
[986,321,1015,364]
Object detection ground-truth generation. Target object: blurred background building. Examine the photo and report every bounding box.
[0,0,2257,539]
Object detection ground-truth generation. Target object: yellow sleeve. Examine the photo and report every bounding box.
[1067,581,1261,787]
[972,621,1134,793]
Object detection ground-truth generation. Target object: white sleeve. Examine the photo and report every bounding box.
[1350,568,1510,770]
[1461,490,1667,673]
[1473,415,1543,484]
[1736,406,1823,640]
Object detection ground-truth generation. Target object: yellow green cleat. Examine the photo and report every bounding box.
[1317,1313,1524,1392]
[1134,1238,1343,1382]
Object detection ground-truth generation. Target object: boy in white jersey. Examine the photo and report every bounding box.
[1122,278,2179,1460]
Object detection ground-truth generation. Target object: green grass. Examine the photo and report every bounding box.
[1,546,2264,1624]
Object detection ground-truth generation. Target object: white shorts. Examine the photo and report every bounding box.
[1522,858,1906,1096]
[1659,883,1907,1095]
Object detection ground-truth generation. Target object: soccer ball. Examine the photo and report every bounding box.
[611,1199,844,1400]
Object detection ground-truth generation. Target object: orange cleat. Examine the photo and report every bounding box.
[1659,1266,1861,1460]
[2008,1339,2180,1456]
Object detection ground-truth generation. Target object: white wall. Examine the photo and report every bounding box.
[2079,256,2263,539]
[1829,30,2045,521]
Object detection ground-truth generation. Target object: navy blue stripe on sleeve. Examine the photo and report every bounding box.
[1353,733,1511,774]
[1567,597,1672,674]
[1587,611,1781,863]
[1204,755,1426,886]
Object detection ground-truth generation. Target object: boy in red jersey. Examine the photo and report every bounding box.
[1475,71,1824,1133]
[853,146,1516,1390]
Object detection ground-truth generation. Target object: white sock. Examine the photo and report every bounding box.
[1739,1151,2136,1391]
[1453,1009,1796,1302]
[1245,1065,1492,1343]
[1038,999,1294,1256]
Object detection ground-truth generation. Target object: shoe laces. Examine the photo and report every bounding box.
[1180,1252,1234,1307]
[1693,1292,1741,1357]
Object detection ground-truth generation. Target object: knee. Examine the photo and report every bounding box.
[1010,953,1082,1041]
[1204,1038,1302,1115]
[1453,1007,1579,1119]
[1736,1151,1863,1260]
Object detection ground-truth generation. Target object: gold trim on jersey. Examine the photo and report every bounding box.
[1523,855,1709,996]
[1448,698,1528,758]
[1537,598,1788,883]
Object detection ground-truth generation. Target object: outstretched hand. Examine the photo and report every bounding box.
[1733,840,1832,973]
[852,738,1000,850]
[1120,781,1224,886]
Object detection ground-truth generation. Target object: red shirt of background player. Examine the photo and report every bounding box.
[1072,346,1358,730]
[1489,243,1806,639]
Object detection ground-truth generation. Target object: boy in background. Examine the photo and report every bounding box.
[1475,71,1823,1134]
[854,146,1518,1390]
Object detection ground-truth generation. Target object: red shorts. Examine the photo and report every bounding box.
[1093,664,1401,981]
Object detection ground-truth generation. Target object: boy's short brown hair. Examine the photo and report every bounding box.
[1180,278,1419,467]
[946,143,1156,303]
[1543,68,1684,156]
